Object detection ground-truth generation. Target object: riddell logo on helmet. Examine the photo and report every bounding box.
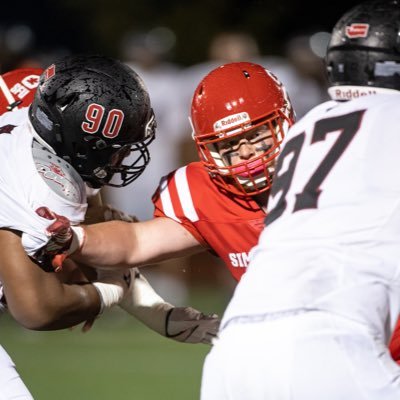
[345,23,369,38]
[332,87,378,100]
[213,112,250,132]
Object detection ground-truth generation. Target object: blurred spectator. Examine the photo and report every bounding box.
[0,24,37,72]
[282,31,331,117]
[102,27,187,222]
[179,32,261,129]
[178,31,262,165]
[0,23,71,73]
[178,30,327,164]
[208,31,260,63]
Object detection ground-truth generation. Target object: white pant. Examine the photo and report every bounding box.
[201,311,400,400]
[0,345,33,400]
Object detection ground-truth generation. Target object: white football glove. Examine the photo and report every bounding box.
[119,268,220,345]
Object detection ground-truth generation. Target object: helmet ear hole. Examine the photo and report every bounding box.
[95,139,107,150]
[56,92,78,110]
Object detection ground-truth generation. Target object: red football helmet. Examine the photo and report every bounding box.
[191,62,295,196]
[0,68,42,114]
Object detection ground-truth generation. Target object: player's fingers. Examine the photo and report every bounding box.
[81,318,96,333]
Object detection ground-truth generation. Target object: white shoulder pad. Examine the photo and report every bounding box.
[32,140,86,204]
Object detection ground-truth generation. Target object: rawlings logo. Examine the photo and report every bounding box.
[345,23,369,38]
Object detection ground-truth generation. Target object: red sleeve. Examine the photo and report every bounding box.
[389,318,400,365]
[0,68,42,114]
[151,167,209,247]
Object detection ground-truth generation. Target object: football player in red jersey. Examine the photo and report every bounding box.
[69,62,293,280]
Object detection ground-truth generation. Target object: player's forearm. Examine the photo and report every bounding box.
[73,221,140,267]
[0,230,98,329]
[27,266,130,330]
[4,280,101,330]
[72,218,203,269]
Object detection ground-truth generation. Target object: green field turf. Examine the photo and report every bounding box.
[0,289,229,400]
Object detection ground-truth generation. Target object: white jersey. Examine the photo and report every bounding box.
[0,108,87,306]
[222,93,400,343]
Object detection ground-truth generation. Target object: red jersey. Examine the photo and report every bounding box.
[152,162,265,281]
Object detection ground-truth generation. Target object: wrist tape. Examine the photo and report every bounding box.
[69,226,86,255]
[92,281,125,314]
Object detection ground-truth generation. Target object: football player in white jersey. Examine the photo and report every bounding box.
[200,1,400,399]
[0,57,218,399]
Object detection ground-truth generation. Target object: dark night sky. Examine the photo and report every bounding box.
[1,0,363,67]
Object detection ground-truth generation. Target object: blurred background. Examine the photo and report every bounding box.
[0,0,362,398]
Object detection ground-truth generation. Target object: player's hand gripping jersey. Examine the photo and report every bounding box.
[222,93,400,363]
[0,107,87,251]
[152,161,266,281]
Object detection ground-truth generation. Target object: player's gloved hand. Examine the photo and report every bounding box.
[84,204,138,224]
[119,268,220,345]
[165,307,220,345]
[33,207,86,272]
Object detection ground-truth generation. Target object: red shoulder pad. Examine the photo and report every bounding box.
[0,68,43,115]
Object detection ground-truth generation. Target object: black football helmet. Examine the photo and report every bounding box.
[326,0,400,95]
[29,54,156,188]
